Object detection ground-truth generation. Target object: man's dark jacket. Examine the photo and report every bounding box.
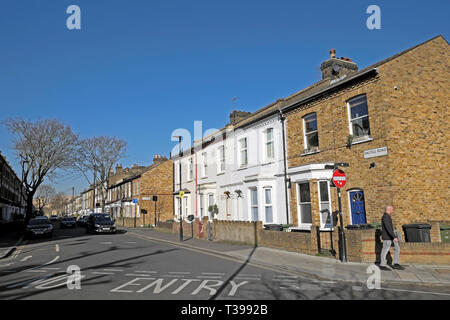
[381,213,396,241]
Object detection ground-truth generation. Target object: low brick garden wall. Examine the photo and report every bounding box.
[127,216,450,265]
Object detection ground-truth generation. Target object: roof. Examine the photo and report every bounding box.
[179,35,447,156]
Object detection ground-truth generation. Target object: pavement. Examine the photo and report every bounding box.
[127,227,450,290]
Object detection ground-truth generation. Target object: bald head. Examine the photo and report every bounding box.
[385,206,394,215]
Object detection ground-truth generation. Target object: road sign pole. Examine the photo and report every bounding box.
[337,187,347,262]
[154,200,157,227]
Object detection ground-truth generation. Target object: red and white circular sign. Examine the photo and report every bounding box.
[332,169,347,188]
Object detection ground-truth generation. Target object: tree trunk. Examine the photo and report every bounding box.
[25,190,36,223]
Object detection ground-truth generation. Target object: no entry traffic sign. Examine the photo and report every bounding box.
[332,169,347,188]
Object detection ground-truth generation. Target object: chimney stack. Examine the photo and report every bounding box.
[320,49,358,80]
[229,110,251,125]
[153,154,167,165]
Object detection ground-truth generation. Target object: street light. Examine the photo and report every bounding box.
[20,158,29,217]
[173,135,183,242]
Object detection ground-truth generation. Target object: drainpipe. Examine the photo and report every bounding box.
[278,109,290,225]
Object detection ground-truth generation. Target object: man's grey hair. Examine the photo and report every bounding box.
[385,205,394,212]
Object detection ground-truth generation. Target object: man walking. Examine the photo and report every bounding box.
[380,205,405,270]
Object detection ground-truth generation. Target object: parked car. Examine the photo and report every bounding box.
[49,215,59,223]
[86,213,116,234]
[77,215,89,227]
[25,217,54,239]
[60,216,77,229]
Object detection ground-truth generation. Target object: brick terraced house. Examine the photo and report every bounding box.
[107,155,173,228]
[282,35,449,233]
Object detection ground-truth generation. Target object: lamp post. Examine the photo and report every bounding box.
[173,136,183,242]
[20,159,29,218]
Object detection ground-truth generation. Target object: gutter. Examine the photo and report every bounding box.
[278,110,290,225]
[281,68,379,113]
[235,68,379,130]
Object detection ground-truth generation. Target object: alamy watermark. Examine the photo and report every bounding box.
[366,5,381,30]
[66,5,81,30]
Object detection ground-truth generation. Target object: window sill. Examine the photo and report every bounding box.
[301,149,321,157]
[262,160,275,166]
[217,172,225,176]
[351,137,373,145]
[288,225,311,232]
[238,165,248,171]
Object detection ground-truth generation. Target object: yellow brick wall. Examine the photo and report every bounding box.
[285,36,449,232]
[135,160,174,226]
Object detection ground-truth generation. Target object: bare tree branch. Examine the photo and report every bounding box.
[2,118,79,219]
[74,136,127,211]
[35,184,56,212]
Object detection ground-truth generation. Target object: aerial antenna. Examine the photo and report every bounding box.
[232,97,239,110]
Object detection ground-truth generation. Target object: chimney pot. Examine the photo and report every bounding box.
[330,49,336,59]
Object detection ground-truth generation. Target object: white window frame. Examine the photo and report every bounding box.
[218,145,225,173]
[188,157,193,181]
[265,128,275,161]
[347,95,371,139]
[199,194,204,218]
[318,180,333,230]
[249,187,258,222]
[296,182,312,229]
[239,138,248,168]
[202,152,207,178]
[303,113,319,151]
[263,187,273,223]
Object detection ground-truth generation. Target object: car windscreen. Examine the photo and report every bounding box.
[62,218,75,221]
[93,214,112,222]
[29,219,50,225]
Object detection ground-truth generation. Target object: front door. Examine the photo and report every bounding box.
[349,190,367,225]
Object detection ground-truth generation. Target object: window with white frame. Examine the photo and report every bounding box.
[318,181,333,229]
[184,197,189,216]
[348,95,371,138]
[200,194,204,218]
[202,152,207,178]
[250,188,258,221]
[208,194,214,218]
[265,128,274,160]
[303,113,319,150]
[188,157,193,181]
[239,138,248,167]
[208,194,214,207]
[298,182,312,225]
[264,188,273,223]
[218,146,225,173]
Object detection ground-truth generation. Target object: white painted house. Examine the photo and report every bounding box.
[173,108,291,226]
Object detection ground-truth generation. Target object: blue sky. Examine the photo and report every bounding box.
[0,0,448,195]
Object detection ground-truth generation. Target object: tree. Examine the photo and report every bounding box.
[74,136,127,211]
[50,192,68,216]
[3,118,79,220]
[35,184,56,214]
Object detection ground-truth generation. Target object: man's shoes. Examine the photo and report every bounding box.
[392,264,406,270]
[379,266,391,271]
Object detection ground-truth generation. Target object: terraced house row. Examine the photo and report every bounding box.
[0,152,26,225]
[172,35,449,237]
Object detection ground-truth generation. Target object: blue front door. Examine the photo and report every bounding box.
[350,191,367,225]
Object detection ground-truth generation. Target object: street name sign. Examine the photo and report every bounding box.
[364,146,388,159]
